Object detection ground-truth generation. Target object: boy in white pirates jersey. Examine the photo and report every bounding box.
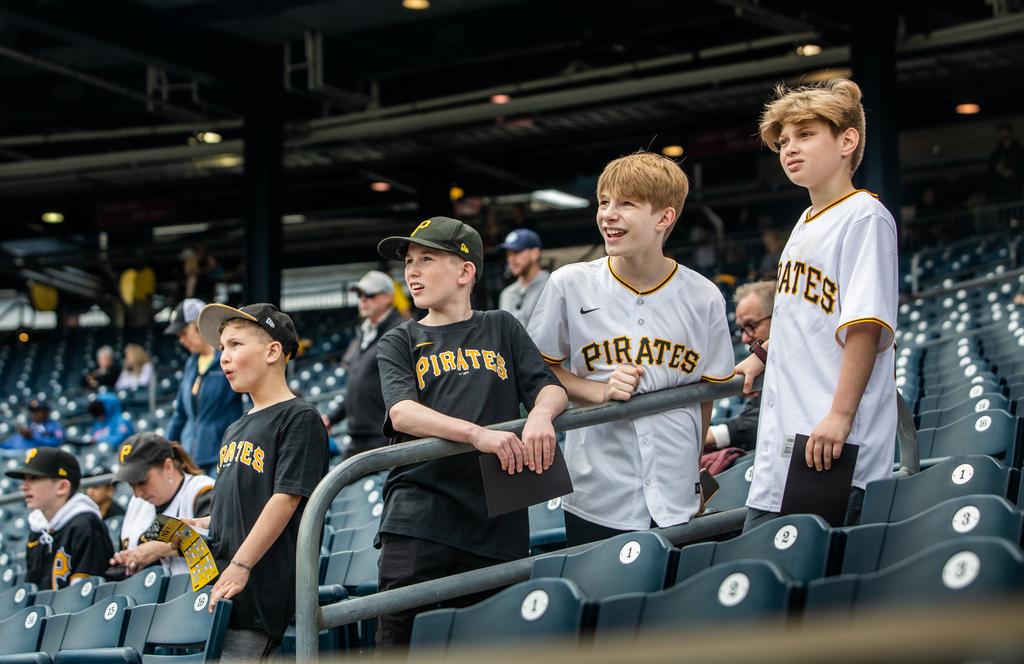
[528,151,735,545]
[736,78,898,531]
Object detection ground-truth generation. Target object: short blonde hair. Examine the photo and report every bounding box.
[758,77,866,174]
[597,151,689,238]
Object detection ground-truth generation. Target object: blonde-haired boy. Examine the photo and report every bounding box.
[528,151,735,546]
[736,78,898,531]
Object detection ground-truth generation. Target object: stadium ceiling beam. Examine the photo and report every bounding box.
[1,12,1022,181]
[0,0,250,92]
[0,44,208,123]
[714,0,817,34]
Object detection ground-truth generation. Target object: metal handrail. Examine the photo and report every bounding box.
[295,374,918,662]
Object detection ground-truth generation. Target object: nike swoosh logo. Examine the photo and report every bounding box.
[580,307,600,315]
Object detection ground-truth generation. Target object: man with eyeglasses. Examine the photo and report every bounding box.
[497,229,550,328]
[325,270,405,458]
[705,280,775,452]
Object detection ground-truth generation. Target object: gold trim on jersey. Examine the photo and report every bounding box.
[415,341,434,348]
[803,189,878,224]
[607,259,679,296]
[834,317,895,352]
[701,371,737,383]
[540,352,566,365]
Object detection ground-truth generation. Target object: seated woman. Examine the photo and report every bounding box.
[110,432,214,576]
[115,344,155,391]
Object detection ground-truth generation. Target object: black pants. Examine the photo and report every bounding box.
[563,511,657,547]
[742,487,866,533]
[376,534,503,649]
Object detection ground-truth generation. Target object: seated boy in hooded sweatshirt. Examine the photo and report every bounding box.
[6,448,113,589]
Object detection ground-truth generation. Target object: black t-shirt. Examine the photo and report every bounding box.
[208,397,329,640]
[376,309,561,561]
[26,511,114,590]
[103,500,126,520]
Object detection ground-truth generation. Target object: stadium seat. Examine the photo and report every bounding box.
[326,503,381,530]
[319,544,381,601]
[163,574,193,600]
[73,587,232,663]
[531,531,674,599]
[409,578,585,654]
[47,595,134,662]
[0,605,51,663]
[676,514,838,584]
[529,497,567,553]
[840,494,1024,574]
[917,393,1009,429]
[0,583,36,621]
[704,454,755,512]
[916,409,1022,466]
[594,560,796,643]
[93,567,168,606]
[917,379,1003,412]
[805,537,1024,620]
[33,577,104,615]
[325,521,378,555]
[861,455,1020,524]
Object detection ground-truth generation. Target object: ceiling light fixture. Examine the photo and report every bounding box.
[661,145,685,158]
[196,131,223,144]
[403,0,430,9]
[490,94,511,105]
[370,181,392,192]
[531,189,589,209]
[449,186,465,201]
[41,212,64,224]
[955,103,980,115]
[796,44,822,57]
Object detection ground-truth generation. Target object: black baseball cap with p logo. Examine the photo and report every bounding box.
[4,447,81,483]
[378,216,483,282]
[195,302,300,360]
[115,432,175,484]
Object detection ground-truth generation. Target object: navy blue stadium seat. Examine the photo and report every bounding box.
[806,537,1024,620]
[0,583,36,621]
[34,577,104,615]
[410,578,585,655]
[531,531,674,599]
[917,393,1009,429]
[705,455,754,513]
[840,494,1024,574]
[594,560,796,644]
[0,605,51,664]
[319,544,380,601]
[916,410,1022,466]
[325,521,378,555]
[49,595,135,662]
[93,568,168,606]
[861,455,1019,524]
[164,574,192,600]
[71,587,232,663]
[529,498,567,553]
[676,514,838,584]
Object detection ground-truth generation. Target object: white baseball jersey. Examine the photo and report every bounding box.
[746,189,898,513]
[528,257,735,529]
[120,473,214,576]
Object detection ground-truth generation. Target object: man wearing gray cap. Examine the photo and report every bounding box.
[497,229,550,328]
[326,271,405,457]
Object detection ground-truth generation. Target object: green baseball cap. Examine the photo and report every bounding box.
[378,216,483,282]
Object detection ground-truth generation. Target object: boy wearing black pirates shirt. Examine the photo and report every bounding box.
[6,448,112,590]
[375,216,568,647]
[192,302,329,662]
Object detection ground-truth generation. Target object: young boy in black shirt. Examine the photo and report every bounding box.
[375,216,569,646]
[6,448,112,590]
[192,303,329,662]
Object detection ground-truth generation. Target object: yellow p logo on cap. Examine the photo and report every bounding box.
[410,220,431,237]
[25,448,37,464]
[119,444,133,464]
[460,243,469,253]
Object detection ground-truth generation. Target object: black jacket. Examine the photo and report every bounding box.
[724,395,761,452]
[329,309,405,442]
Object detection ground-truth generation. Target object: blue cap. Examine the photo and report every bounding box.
[497,229,542,251]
